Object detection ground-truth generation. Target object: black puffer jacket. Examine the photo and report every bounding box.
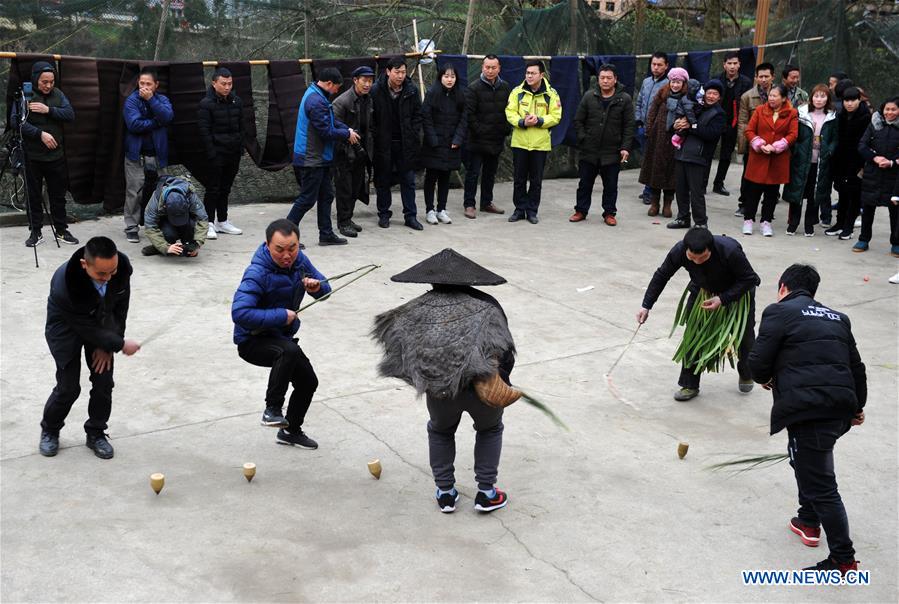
[574,82,635,166]
[419,80,467,171]
[45,248,132,363]
[465,75,512,155]
[197,86,244,160]
[749,290,867,435]
[858,111,899,207]
[832,104,871,178]
[371,74,422,186]
[642,235,760,310]
[673,102,726,167]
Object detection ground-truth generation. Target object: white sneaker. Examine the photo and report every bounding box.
[426,210,438,225]
[854,216,862,228]
[436,210,452,224]
[890,272,899,284]
[761,221,774,237]
[742,219,754,235]
[215,220,243,235]
[207,224,218,240]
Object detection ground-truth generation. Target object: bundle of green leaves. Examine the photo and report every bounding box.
[669,287,751,374]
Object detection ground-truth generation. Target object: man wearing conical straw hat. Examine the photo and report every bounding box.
[372,249,516,514]
[637,227,760,401]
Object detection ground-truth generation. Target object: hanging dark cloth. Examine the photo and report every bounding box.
[436,54,470,88]
[312,57,376,94]
[167,62,211,186]
[738,47,758,80]
[549,56,580,147]
[218,61,262,163]
[258,60,307,170]
[582,55,637,93]
[57,57,101,204]
[685,51,713,84]
[497,55,526,90]
[92,59,129,209]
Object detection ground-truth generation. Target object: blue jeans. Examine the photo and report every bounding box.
[288,166,336,239]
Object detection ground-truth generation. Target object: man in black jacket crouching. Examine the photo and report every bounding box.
[749,264,867,576]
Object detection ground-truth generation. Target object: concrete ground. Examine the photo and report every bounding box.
[1,163,897,603]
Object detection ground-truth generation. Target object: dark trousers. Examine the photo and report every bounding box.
[375,141,417,220]
[511,148,547,217]
[463,150,500,209]
[742,181,779,222]
[424,168,450,212]
[834,172,863,235]
[713,126,739,187]
[426,388,504,491]
[675,160,709,226]
[25,157,68,233]
[738,153,749,205]
[160,220,199,255]
[334,157,367,225]
[788,163,819,234]
[819,170,835,224]
[787,419,855,563]
[575,159,620,217]
[859,203,899,245]
[41,346,114,437]
[204,153,241,223]
[288,165,336,239]
[679,288,755,389]
[238,337,318,429]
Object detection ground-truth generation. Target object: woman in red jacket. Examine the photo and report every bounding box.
[742,84,799,236]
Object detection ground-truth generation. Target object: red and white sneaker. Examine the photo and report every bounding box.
[790,517,821,547]
[474,488,508,512]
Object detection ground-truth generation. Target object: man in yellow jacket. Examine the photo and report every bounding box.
[505,61,562,223]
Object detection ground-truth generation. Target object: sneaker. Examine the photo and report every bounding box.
[319,233,348,246]
[25,230,43,247]
[803,557,858,576]
[207,224,218,239]
[761,221,773,237]
[852,241,868,253]
[838,231,853,241]
[338,224,358,238]
[56,230,79,245]
[474,488,508,512]
[436,488,460,513]
[126,230,140,243]
[891,245,899,258]
[789,517,821,547]
[785,228,796,236]
[378,215,390,228]
[39,431,59,457]
[141,245,161,256]
[666,218,690,229]
[215,220,242,235]
[404,217,424,231]
[261,407,289,427]
[733,206,744,217]
[674,387,699,401]
[889,271,899,284]
[824,225,842,236]
[742,220,754,235]
[713,184,730,196]
[854,216,862,228]
[738,378,754,393]
[345,220,362,232]
[820,220,833,229]
[85,433,114,459]
[804,231,815,237]
[426,210,438,225]
[276,428,318,449]
[436,210,452,224]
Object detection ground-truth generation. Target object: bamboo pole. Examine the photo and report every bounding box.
[462,0,477,55]
[411,19,426,101]
[153,0,171,62]
[0,51,442,65]
[753,0,772,64]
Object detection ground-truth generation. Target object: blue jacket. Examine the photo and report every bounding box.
[635,74,669,126]
[123,89,174,166]
[293,83,350,167]
[231,243,332,345]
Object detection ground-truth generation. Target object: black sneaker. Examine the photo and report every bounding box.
[261,407,289,427]
[474,488,508,512]
[733,206,744,217]
[404,217,424,231]
[838,231,853,241]
[125,230,140,243]
[39,431,59,457]
[337,224,358,238]
[713,184,730,196]
[25,230,43,247]
[276,428,318,449]
[348,220,363,232]
[141,245,161,256]
[824,225,842,236]
[86,433,114,459]
[319,233,348,246]
[56,230,80,245]
[803,557,858,576]
[666,218,691,229]
[436,488,460,513]
[378,215,390,228]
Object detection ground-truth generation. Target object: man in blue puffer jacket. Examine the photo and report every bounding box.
[232,219,332,448]
[286,68,359,247]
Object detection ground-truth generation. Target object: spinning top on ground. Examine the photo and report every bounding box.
[150,473,165,494]
[368,459,382,479]
[243,463,256,482]
[677,442,689,459]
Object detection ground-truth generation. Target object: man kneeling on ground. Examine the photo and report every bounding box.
[141,176,208,257]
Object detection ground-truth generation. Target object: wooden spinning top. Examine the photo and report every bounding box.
[243,463,256,482]
[677,442,689,459]
[150,473,165,494]
[367,459,382,479]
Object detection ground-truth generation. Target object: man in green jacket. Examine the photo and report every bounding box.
[504,61,562,224]
[570,63,635,226]
[18,61,78,248]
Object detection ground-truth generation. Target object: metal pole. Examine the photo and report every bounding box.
[153,0,172,62]
[753,0,771,64]
[462,0,478,55]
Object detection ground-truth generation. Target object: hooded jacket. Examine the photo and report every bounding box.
[231,243,332,345]
[574,82,635,166]
[505,77,562,152]
[292,82,351,168]
[19,61,74,162]
[858,111,899,207]
[197,86,244,160]
[143,176,209,254]
[45,247,132,363]
[123,88,173,166]
[749,290,866,435]
[783,105,837,204]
